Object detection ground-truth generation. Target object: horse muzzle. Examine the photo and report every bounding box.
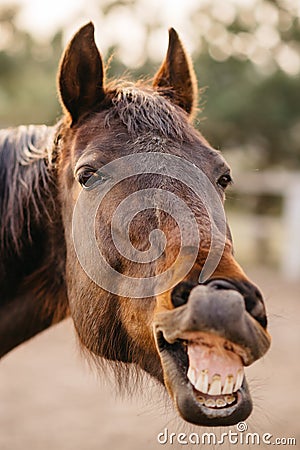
[154,279,271,426]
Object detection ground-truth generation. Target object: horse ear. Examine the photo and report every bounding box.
[153,28,197,117]
[58,22,105,125]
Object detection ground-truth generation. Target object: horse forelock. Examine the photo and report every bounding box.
[104,81,195,142]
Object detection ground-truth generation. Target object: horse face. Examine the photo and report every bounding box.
[57,23,271,427]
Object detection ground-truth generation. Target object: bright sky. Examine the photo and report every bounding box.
[4,0,300,74]
[7,0,254,66]
[12,0,253,41]
[13,0,254,41]
[14,0,91,39]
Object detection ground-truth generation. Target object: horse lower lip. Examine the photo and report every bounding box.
[175,384,252,426]
[155,331,253,426]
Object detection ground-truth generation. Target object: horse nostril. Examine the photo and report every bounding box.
[207,279,237,291]
[171,281,196,308]
[208,279,268,329]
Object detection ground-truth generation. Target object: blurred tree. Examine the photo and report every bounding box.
[190,0,300,169]
[0,5,62,127]
[0,0,299,170]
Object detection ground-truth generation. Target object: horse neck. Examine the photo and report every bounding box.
[0,125,68,357]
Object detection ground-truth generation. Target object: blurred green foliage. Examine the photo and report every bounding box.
[0,0,299,170]
[0,6,62,126]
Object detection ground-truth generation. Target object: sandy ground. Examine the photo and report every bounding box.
[0,268,299,450]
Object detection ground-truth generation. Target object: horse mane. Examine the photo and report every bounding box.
[0,125,57,254]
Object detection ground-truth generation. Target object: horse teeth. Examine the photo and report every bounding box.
[204,398,216,408]
[225,395,235,405]
[222,375,234,394]
[233,369,244,392]
[216,398,227,408]
[208,374,222,395]
[197,396,205,404]
[187,367,197,386]
[195,369,209,394]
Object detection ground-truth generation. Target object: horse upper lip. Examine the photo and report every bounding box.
[155,284,271,366]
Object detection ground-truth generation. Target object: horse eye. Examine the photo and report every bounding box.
[217,173,232,189]
[77,170,106,189]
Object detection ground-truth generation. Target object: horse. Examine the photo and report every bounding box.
[0,22,271,427]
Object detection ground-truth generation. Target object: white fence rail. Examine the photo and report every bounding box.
[232,171,300,280]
